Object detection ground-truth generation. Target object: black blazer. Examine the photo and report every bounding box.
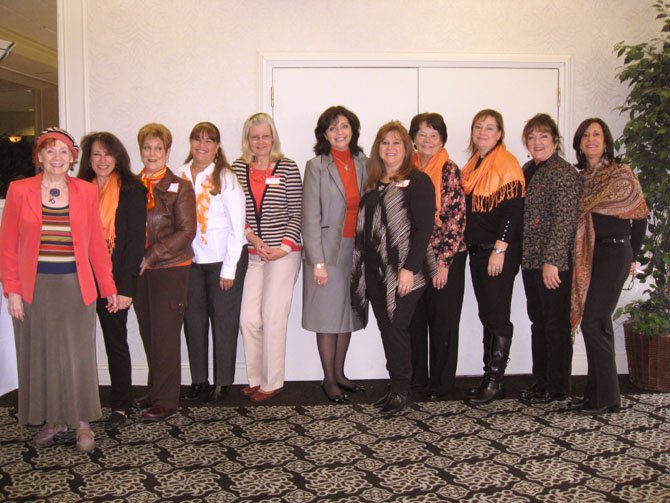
[111,180,147,297]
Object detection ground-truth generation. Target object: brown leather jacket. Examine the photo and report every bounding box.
[144,169,196,268]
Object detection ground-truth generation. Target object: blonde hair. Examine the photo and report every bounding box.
[137,122,172,150]
[240,112,283,163]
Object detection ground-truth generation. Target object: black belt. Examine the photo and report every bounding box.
[596,237,627,245]
[467,243,495,254]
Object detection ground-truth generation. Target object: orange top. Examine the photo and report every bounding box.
[331,149,360,238]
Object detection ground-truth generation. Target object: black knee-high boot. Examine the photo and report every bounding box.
[467,330,494,396]
[467,335,511,405]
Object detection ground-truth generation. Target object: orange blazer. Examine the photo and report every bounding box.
[0,173,116,305]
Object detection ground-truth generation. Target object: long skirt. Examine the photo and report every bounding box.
[13,273,100,428]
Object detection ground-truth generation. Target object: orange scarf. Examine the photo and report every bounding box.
[570,160,649,333]
[182,167,214,244]
[95,171,121,254]
[461,144,525,212]
[413,147,450,223]
[140,167,167,209]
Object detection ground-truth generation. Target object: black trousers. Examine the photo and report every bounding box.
[409,250,466,394]
[522,267,573,395]
[184,248,248,386]
[366,269,425,395]
[469,242,520,363]
[96,299,132,413]
[134,265,190,410]
[580,243,632,408]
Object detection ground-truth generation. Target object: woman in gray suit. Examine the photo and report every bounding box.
[302,106,368,403]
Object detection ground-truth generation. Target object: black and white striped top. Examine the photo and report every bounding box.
[232,157,302,253]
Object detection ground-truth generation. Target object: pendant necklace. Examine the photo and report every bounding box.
[48,188,60,204]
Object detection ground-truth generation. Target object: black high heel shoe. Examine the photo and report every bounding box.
[579,403,621,415]
[321,382,349,404]
[338,382,366,393]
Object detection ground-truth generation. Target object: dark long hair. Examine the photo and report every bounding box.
[78,131,139,189]
[184,122,234,195]
[365,121,416,191]
[572,118,615,170]
[313,105,363,156]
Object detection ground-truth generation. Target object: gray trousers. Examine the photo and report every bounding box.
[184,248,248,386]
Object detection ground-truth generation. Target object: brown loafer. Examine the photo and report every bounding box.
[140,405,174,421]
[134,395,152,409]
[241,385,260,397]
[250,387,283,402]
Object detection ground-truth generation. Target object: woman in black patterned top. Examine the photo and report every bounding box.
[351,121,436,415]
[232,112,302,402]
[519,114,580,405]
[407,113,467,401]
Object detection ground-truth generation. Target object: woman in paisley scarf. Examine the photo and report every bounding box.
[352,121,436,415]
[461,109,525,406]
[77,132,146,429]
[133,123,196,421]
[178,122,247,404]
[407,113,467,401]
[569,118,648,415]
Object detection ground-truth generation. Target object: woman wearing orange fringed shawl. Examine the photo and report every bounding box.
[461,109,525,406]
[567,118,648,416]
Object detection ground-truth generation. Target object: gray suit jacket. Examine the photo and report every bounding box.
[302,152,367,266]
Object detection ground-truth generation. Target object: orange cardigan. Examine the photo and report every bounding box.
[0,173,116,304]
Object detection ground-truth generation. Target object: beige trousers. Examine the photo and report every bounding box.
[240,251,301,391]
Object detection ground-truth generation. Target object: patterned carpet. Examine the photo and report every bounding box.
[0,389,669,502]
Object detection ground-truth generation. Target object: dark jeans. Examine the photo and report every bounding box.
[134,265,190,410]
[580,243,632,408]
[184,248,248,386]
[409,250,466,394]
[522,267,573,395]
[366,269,425,395]
[96,299,132,413]
[469,242,520,348]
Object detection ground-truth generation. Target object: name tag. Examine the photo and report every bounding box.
[396,180,409,188]
[168,183,180,193]
[266,177,281,185]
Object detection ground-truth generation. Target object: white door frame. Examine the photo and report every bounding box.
[259,52,573,160]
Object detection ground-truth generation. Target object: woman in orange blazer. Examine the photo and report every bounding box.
[0,127,117,452]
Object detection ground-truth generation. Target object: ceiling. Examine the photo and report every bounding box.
[0,0,57,113]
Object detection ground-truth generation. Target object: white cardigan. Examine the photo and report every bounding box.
[178,162,246,279]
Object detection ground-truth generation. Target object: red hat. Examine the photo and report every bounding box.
[35,127,79,159]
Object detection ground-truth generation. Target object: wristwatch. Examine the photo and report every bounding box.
[494,248,506,255]
[315,263,325,269]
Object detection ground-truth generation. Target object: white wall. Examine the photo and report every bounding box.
[46,0,659,386]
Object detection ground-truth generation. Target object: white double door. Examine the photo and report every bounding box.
[270,65,560,379]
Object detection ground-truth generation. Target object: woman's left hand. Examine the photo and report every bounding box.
[432,265,449,290]
[487,252,505,276]
[220,277,234,290]
[106,294,119,313]
[397,268,414,296]
[542,263,561,290]
[117,295,133,310]
[265,248,288,261]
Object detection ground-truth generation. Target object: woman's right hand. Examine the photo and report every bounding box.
[7,292,24,321]
[313,264,328,286]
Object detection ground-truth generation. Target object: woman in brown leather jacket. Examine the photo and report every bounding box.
[133,123,196,420]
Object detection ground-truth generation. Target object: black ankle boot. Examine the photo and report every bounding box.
[467,378,506,405]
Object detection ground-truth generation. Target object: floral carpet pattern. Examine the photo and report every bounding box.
[0,394,669,502]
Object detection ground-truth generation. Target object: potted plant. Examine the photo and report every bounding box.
[613,0,670,391]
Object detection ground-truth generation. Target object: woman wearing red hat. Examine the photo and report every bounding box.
[0,127,118,452]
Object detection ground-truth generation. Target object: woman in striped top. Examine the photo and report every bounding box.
[232,112,302,402]
[0,127,117,452]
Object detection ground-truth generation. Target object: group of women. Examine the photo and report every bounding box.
[0,106,648,450]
